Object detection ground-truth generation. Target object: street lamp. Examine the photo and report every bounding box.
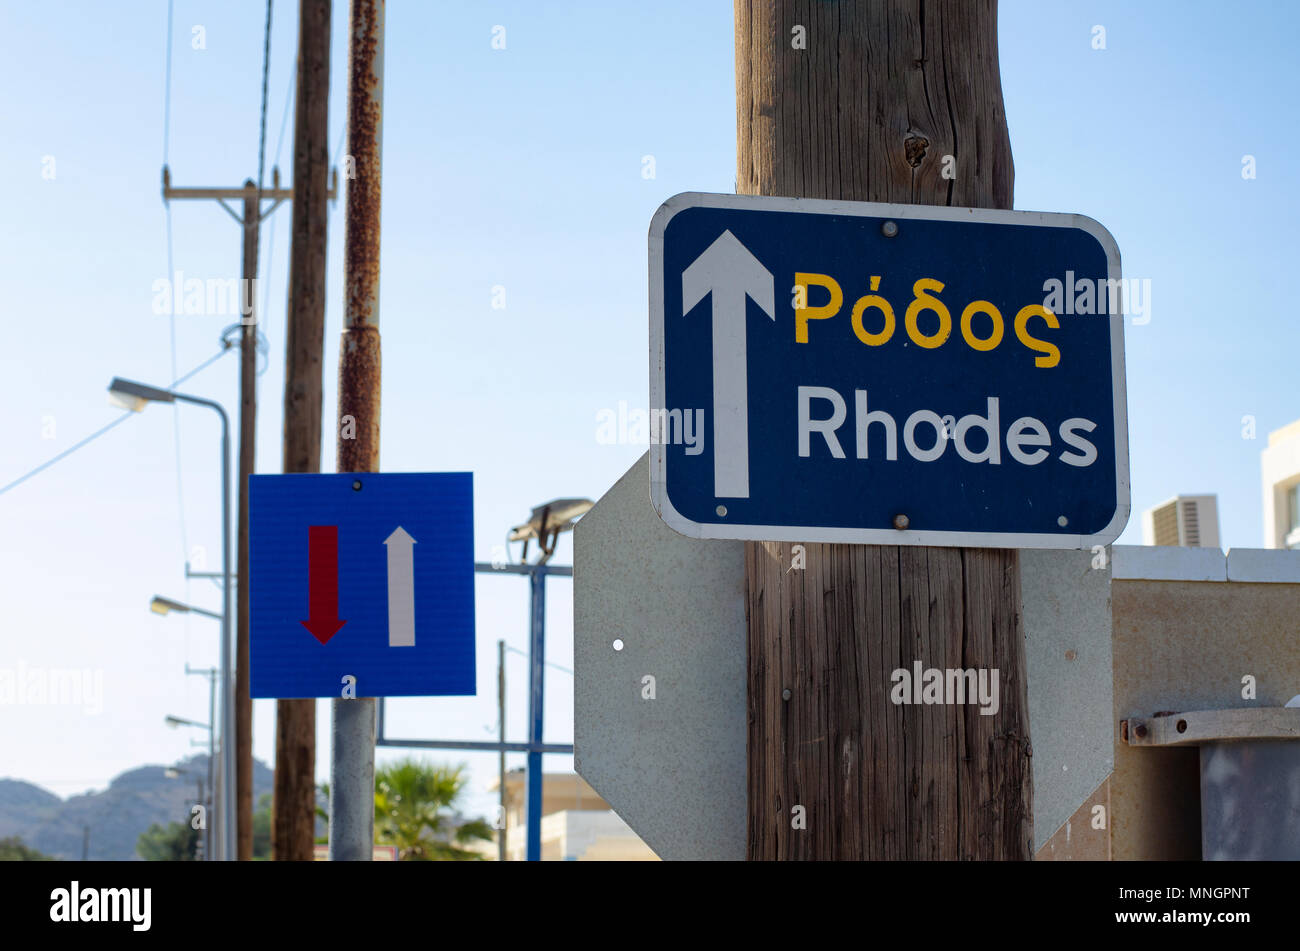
[184,665,218,860]
[110,376,233,863]
[165,718,214,863]
[160,661,219,862]
[151,595,223,620]
[152,600,221,857]
[163,766,208,861]
[511,497,589,862]
[106,377,178,413]
[165,714,211,730]
[508,497,593,564]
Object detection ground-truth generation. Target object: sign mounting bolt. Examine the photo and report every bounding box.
[893,513,910,530]
[881,220,899,237]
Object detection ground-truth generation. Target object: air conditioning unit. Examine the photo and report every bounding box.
[1142,495,1220,548]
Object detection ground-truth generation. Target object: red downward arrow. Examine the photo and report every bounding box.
[301,525,346,644]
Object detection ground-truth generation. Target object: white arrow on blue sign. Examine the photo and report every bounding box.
[681,229,775,499]
[649,192,1130,549]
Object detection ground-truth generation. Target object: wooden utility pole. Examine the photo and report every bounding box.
[737,0,1031,860]
[274,0,334,861]
[236,178,259,862]
[164,80,336,861]
[161,171,294,860]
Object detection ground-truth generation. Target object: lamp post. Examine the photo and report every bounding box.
[165,702,216,864]
[151,596,222,620]
[185,664,218,861]
[110,377,233,862]
[507,497,592,862]
[165,714,211,730]
[163,766,207,861]
[153,597,220,861]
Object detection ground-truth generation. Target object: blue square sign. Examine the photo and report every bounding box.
[250,472,475,699]
[649,192,1130,549]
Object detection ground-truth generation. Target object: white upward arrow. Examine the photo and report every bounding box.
[681,229,774,499]
[383,526,416,648]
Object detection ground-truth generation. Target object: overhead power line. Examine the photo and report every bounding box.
[161,0,188,562]
[262,53,298,329]
[0,348,234,500]
[256,0,274,199]
[505,645,573,677]
[162,0,174,166]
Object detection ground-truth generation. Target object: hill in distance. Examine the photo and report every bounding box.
[0,754,273,860]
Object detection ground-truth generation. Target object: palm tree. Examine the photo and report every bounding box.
[374,759,494,861]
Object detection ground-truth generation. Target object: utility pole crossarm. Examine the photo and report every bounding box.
[161,165,339,212]
[165,185,295,201]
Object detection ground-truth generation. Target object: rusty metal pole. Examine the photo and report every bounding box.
[274,0,334,861]
[236,180,259,862]
[329,0,383,862]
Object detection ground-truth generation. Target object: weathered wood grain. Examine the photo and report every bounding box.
[273,0,333,863]
[739,0,1032,860]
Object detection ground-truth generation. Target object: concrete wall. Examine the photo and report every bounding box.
[1110,546,1300,860]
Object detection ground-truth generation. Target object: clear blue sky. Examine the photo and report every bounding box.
[1,0,1297,825]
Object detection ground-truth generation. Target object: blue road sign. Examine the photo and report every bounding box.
[649,192,1130,548]
[250,472,475,699]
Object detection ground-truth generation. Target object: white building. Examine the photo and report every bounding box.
[480,771,659,861]
[1261,419,1300,549]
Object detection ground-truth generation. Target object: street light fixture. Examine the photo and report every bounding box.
[107,377,177,412]
[151,595,222,620]
[154,608,221,857]
[163,766,208,861]
[164,663,219,862]
[165,714,212,730]
[508,497,593,564]
[183,665,218,850]
[110,375,233,863]
[514,496,588,861]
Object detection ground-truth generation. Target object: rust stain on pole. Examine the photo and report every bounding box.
[344,0,384,334]
[337,328,381,471]
[339,0,383,473]
[332,0,384,864]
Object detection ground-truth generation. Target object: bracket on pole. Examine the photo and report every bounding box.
[1122,708,1300,747]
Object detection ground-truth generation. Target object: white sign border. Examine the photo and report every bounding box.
[648,191,1131,550]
